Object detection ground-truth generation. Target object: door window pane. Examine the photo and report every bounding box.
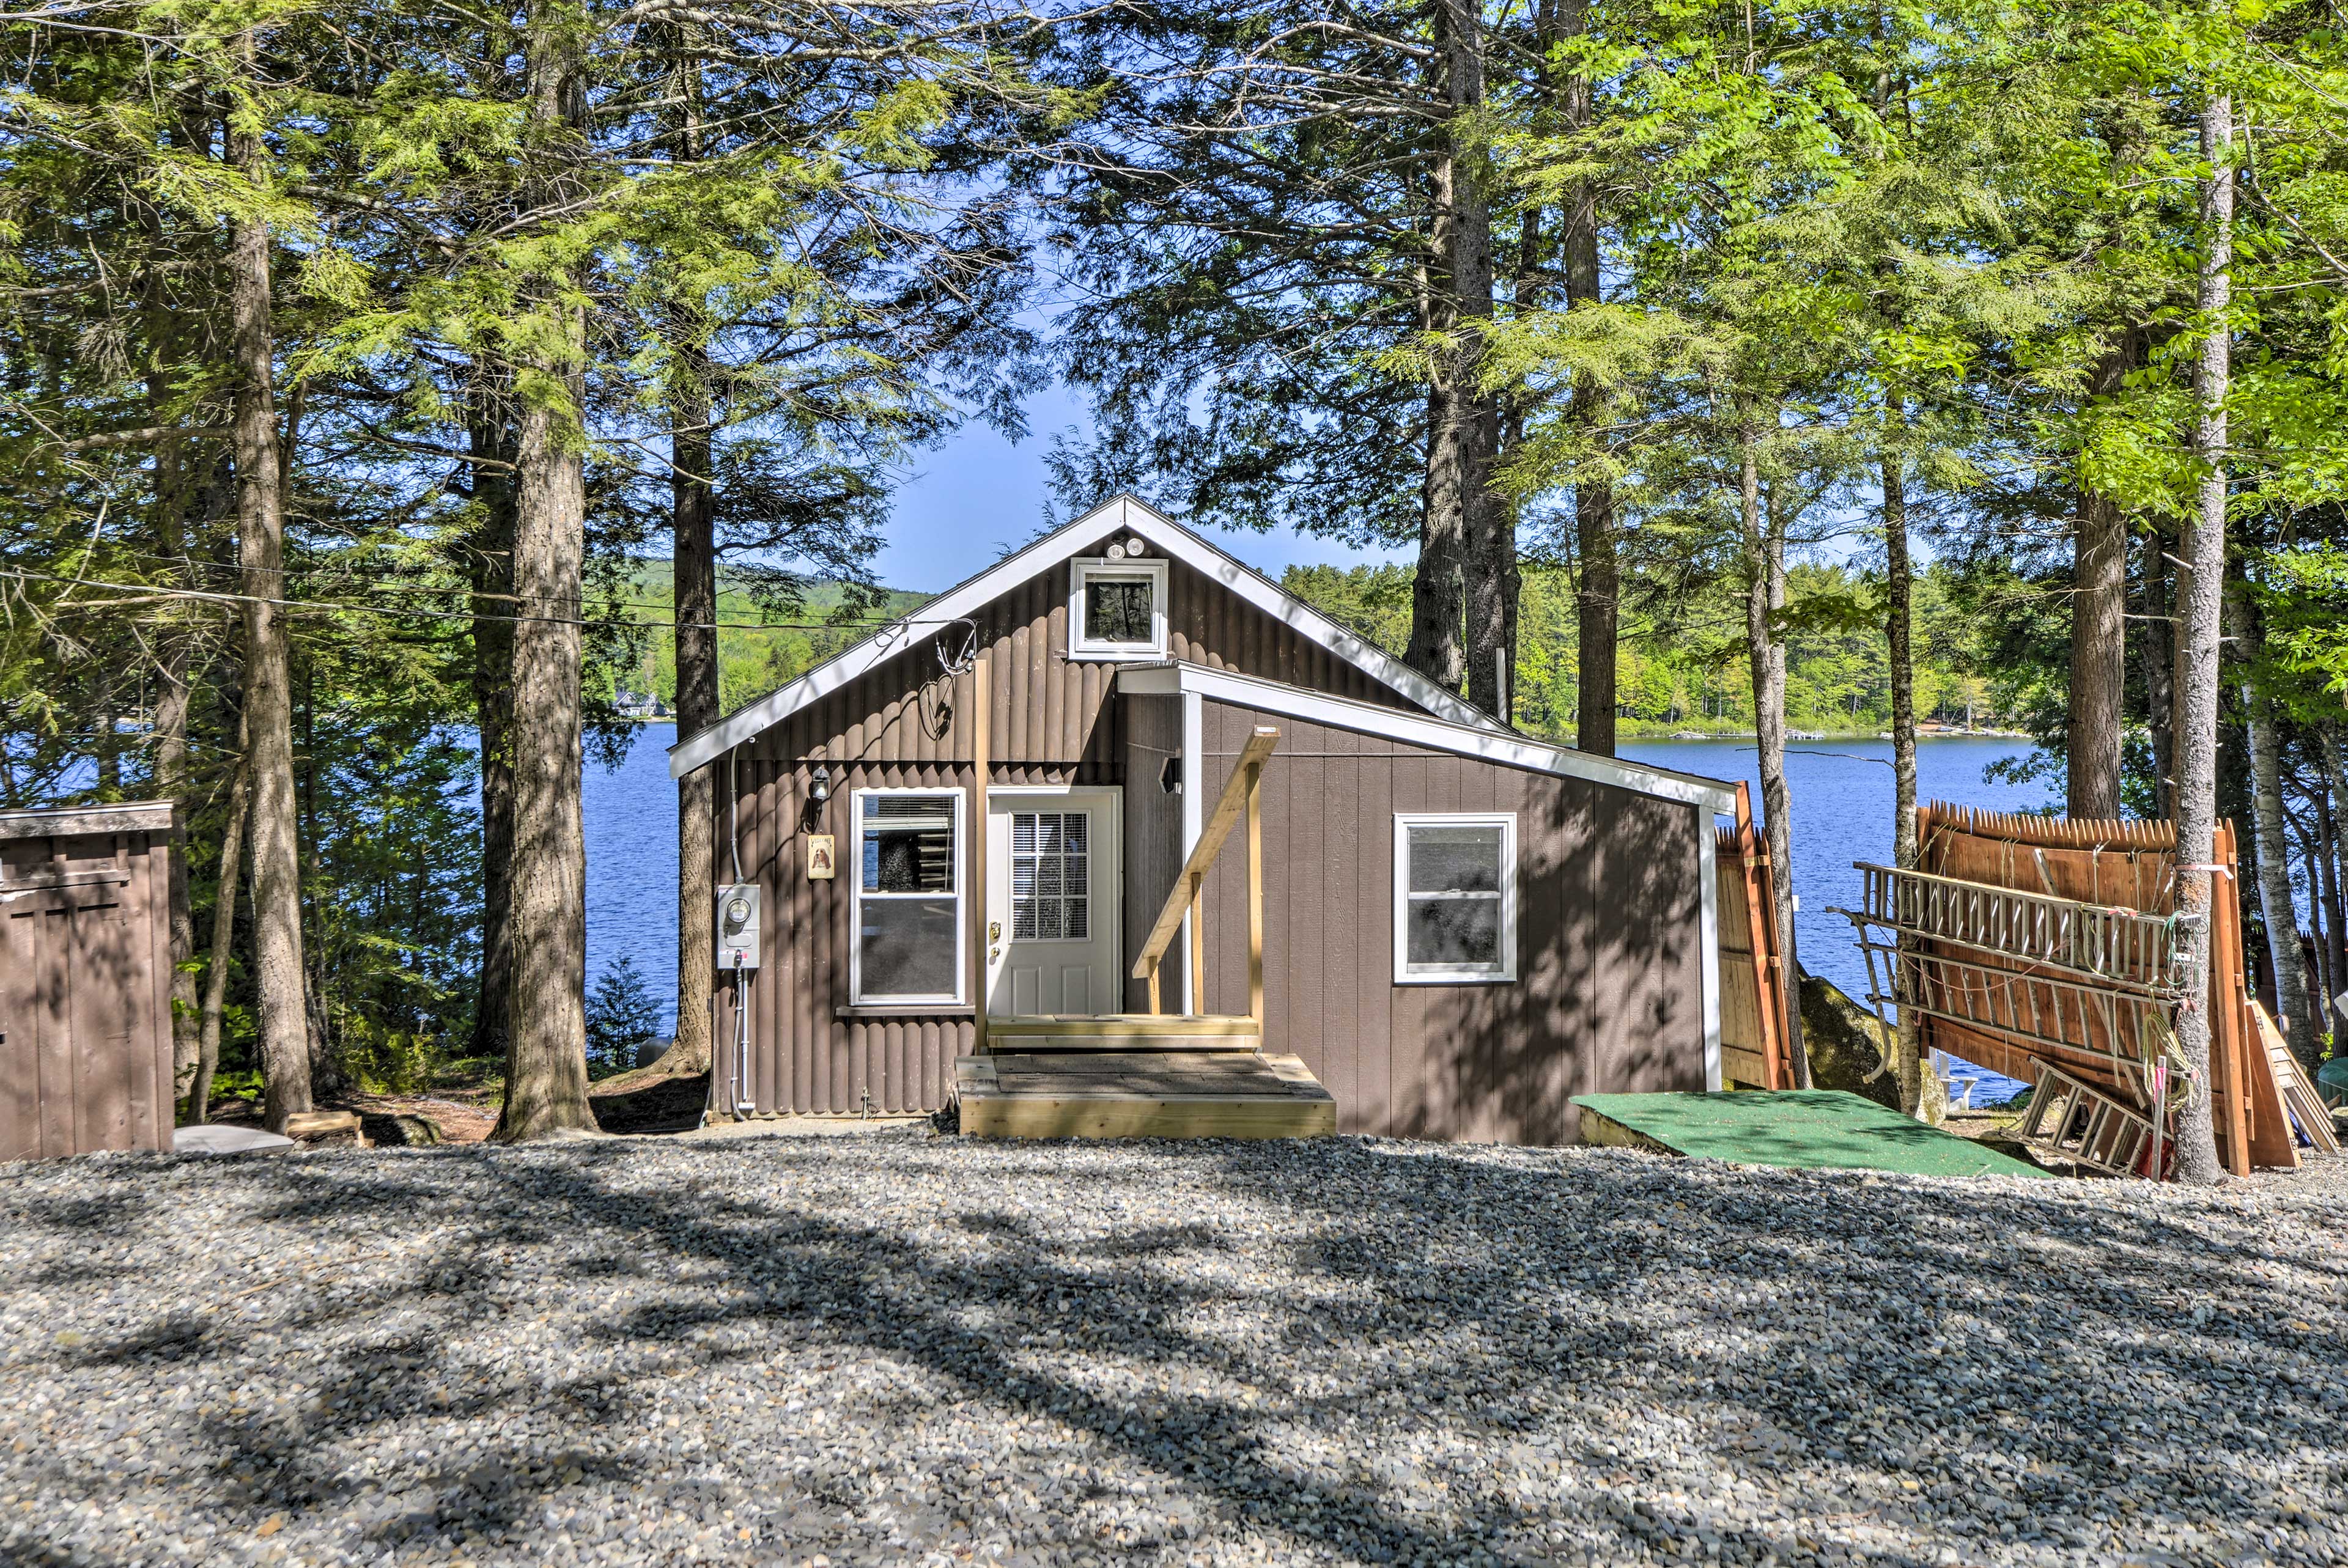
[1011,810,1090,943]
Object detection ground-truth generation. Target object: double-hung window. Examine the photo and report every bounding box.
[1393,813,1517,983]
[851,789,965,1004]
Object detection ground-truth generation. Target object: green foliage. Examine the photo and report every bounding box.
[610,565,931,717]
[2255,547,2348,710]
[1,0,1043,1106]
[1284,559,2002,739]
[586,954,662,1075]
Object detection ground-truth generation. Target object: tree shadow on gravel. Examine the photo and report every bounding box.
[1,1139,2341,1568]
[1204,1138,2348,1564]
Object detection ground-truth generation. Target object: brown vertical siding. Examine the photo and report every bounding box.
[1,804,178,1161]
[1164,699,1703,1146]
[1590,786,1707,1109]
[1120,691,1186,1012]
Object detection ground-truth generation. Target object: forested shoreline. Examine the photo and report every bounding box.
[7,1,2348,1174]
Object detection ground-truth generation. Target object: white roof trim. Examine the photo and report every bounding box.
[1118,661,1740,815]
[668,495,1499,779]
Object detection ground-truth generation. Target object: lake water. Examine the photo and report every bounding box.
[586,727,2049,1095]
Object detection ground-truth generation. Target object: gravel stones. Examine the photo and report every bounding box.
[2,1132,2342,1567]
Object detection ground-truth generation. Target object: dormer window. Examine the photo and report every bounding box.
[1068,555,1169,661]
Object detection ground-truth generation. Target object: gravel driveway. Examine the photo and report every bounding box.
[2,1130,2342,1567]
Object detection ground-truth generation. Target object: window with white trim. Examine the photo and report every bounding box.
[1068,557,1169,660]
[851,789,964,1004]
[1393,813,1517,982]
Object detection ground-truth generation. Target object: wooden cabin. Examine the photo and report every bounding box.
[668,496,1740,1143]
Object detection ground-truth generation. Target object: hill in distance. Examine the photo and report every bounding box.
[613,561,932,716]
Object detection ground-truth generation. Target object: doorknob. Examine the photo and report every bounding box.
[989,921,1002,941]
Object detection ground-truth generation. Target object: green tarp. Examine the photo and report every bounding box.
[2316,1056,2348,1110]
[1572,1089,2055,1179]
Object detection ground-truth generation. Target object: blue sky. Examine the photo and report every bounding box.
[873,380,1413,593]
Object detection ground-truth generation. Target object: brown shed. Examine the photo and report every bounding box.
[1,802,180,1161]
[670,496,1738,1144]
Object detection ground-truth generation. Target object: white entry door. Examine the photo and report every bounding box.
[986,789,1121,1017]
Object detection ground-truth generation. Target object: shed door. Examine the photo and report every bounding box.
[986,790,1120,1017]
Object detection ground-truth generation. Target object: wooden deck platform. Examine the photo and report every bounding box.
[957,1018,1335,1139]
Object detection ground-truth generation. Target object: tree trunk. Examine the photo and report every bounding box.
[95,669,120,798]
[1442,0,1509,718]
[1883,428,1924,1115]
[226,51,312,1134]
[153,670,199,1101]
[1557,0,1614,754]
[2232,583,2318,1065]
[1408,380,1468,691]
[2321,726,2348,1029]
[193,732,251,1125]
[2067,349,2130,819]
[2141,523,2176,819]
[142,232,202,1102]
[2308,794,2338,1025]
[666,373,718,1077]
[1411,0,1503,701]
[1740,424,1807,1088]
[2169,76,2232,1185]
[662,57,717,1081]
[467,389,518,1067]
[496,12,598,1141]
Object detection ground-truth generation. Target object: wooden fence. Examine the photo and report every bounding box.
[1884,804,2292,1175]
[1715,783,1795,1091]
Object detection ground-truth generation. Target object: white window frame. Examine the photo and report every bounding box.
[1068,557,1170,661]
[848,786,968,1006]
[1392,812,1518,984]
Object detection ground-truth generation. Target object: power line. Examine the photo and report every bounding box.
[41,543,904,628]
[0,565,910,636]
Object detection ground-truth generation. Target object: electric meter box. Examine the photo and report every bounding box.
[717,884,762,970]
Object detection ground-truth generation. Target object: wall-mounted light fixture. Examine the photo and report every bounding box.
[809,763,833,804]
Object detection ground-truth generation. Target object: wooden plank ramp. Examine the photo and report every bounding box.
[957,1017,1334,1139]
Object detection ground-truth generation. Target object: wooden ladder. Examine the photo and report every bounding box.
[2015,1061,2155,1177]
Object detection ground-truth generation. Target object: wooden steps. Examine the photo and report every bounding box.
[956,1026,1334,1140]
[983,1014,1262,1053]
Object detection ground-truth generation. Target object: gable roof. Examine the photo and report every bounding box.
[669,495,1500,779]
[1118,661,1739,814]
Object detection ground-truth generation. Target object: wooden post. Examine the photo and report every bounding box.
[2209,822,2250,1175]
[1188,875,1206,1015]
[972,652,990,1055]
[1732,784,1787,1089]
[1125,726,1279,1022]
[1246,760,1264,1028]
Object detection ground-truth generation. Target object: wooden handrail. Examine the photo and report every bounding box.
[1134,726,1279,1016]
